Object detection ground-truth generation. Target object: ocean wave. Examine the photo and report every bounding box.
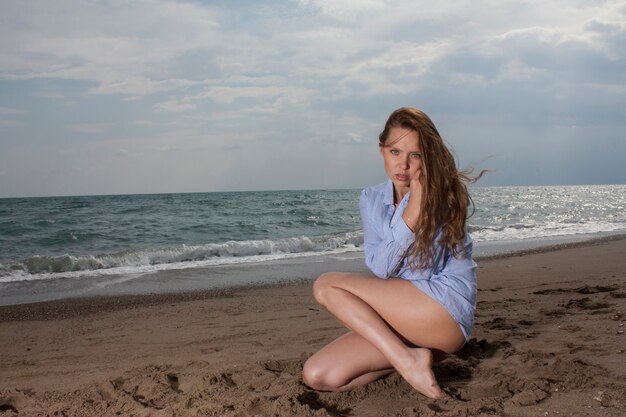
[0,231,364,283]
[470,221,626,242]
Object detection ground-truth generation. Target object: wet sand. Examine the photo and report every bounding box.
[1,237,625,416]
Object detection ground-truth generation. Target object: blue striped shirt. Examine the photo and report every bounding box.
[359,180,477,341]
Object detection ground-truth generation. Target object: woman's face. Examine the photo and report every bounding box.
[380,127,422,194]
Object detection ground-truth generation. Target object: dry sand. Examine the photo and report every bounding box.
[1,237,625,416]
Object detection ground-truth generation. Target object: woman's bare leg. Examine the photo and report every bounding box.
[303,272,465,398]
[303,331,395,391]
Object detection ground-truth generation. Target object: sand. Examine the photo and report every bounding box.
[1,237,625,417]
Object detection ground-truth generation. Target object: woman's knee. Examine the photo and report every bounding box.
[302,359,323,390]
[312,272,341,305]
[303,357,328,390]
[302,358,345,391]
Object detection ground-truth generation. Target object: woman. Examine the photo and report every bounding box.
[303,107,479,399]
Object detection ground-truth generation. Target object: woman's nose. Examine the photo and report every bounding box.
[399,157,409,169]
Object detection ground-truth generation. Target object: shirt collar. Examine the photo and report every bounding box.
[382,179,395,206]
[382,179,411,207]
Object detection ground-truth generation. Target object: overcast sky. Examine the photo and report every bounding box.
[1,0,625,197]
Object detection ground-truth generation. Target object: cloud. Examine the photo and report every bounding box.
[0,0,219,96]
[67,123,109,134]
[3,0,622,108]
[154,99,197,112]
[0,0,624,196]
[296,0,387,20]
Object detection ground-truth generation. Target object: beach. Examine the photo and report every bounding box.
[1,236,625,417]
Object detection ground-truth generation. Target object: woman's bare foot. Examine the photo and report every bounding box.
[394,348,445,399]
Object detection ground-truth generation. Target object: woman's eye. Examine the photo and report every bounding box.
[410,153,421,159]
[390,149,399,155]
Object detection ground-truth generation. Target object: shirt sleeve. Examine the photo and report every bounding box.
[360,188,415,278]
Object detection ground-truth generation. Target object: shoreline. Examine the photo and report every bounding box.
[1,233,624,318]
[1,236,624,416]
[474,232,626,260]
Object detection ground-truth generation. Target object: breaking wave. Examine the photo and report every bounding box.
[0,232,364,283]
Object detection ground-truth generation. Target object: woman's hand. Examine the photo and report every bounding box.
[402,174,423,232]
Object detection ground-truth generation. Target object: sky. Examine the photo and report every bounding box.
[1,0,625,197]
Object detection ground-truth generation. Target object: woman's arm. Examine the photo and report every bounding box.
[360,189,415,278]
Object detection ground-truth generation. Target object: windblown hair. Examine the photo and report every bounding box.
[379,107,483,270]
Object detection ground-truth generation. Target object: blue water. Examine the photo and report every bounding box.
[1,185,625,284]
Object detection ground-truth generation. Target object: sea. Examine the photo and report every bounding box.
[1,185,625,305]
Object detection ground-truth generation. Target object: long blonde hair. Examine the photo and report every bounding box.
[379,107,482,269]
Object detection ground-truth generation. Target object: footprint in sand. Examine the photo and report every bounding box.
[540,308,566,317]
[534,284,618,296]
[0,402,18,413]
[166,373,181,392]
[206,372,237,388]
[455,338,514,361]
[261,359,302,375]
[262,359,287,374]
[296,391,351,416]
[507,383,550,406]
[564,297,612,310]
[483,317,518,330]
[110,377,126,390]
[576,285,618,294]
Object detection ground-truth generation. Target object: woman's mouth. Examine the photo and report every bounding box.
[395,174,409,182]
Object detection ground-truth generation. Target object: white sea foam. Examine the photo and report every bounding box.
[471,220,626,243]
[0,231,364,283]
